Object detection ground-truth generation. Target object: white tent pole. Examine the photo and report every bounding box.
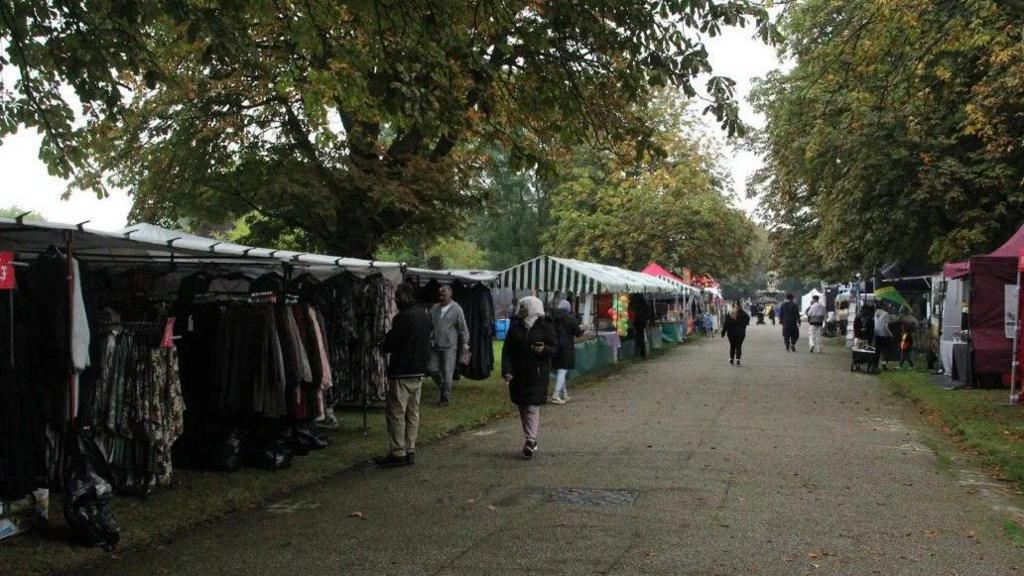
[1012,269,1021,404]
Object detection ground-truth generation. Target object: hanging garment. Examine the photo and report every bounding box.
[313,273,361,402]
[81,323,185,492]
[0,279,48,500]
[457,283,496,380]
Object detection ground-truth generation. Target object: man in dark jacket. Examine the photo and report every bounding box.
[377,283,433,468]
[778,293,801,352]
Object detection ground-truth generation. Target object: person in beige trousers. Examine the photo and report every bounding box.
[377,283,434,468]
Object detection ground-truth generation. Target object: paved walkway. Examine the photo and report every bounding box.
[86,324,1024,575]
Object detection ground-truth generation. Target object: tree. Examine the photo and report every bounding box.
[2,1,779,257]
[543,96,756,279]
[467,148,550,270]
[0,206,44,221]
[751,0,1024,278]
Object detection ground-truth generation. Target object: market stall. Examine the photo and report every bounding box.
[640,262,698,343]
[0,218,415,543]
[941,222,1024,388]
[496,256,682,371]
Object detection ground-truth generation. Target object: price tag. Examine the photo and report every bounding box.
[0,252,15,290]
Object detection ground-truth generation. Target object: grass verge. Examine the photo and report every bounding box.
[3,338,688,575]
[882,370,1024,490]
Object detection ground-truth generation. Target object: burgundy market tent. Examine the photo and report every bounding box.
[991,224,1024,257]
[968,256,1017,379]
[942,222,1024,382]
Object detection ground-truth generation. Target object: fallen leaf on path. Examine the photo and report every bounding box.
[923,529,940,538]
[967,531,977,539]
[349,511,365,519]
[486,505,498,511]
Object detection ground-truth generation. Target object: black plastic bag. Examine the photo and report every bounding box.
[63,431,120,549]
[214,428,244,472]
[242,436,293,471]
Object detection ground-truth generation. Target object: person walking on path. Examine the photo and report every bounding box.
[549,300,582,404]
[778,293,801,351]
[429,285,470,407]
[767,304,776,326]
[805,295,827,353]
[502,296,558,460]
[377,283,433,468]
[721,300,751,366]
[874,305,893,370]
[898,322,915,370]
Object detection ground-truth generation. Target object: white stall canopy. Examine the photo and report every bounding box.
[497,256,681,295]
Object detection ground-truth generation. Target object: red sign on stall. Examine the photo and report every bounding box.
[0,252,15,290]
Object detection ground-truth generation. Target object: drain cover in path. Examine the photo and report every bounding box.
[550,488,637,506]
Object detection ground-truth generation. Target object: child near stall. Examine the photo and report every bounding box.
[704,311,715,338]
[899,323,914,370]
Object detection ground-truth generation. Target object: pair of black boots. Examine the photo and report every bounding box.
[376,452,415,468]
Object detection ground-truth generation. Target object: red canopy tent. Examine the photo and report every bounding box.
[641,262,686,285]
[943,223,1024,383]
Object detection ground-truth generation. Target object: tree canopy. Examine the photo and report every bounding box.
[543,96,756,279]
[2,1,778,258]
[751,0,1024,278]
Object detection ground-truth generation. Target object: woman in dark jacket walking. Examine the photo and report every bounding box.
[549,300,582,404]
[721,300,751,366]
[502,296,558,459]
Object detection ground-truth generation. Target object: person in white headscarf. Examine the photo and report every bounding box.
[549,299,582,403]
[502,296,558,459]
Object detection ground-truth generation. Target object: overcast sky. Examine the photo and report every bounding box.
[0,23,783,232]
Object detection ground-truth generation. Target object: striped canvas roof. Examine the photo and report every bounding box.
[497,256,682,295]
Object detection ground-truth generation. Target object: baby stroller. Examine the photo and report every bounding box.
[851,342,879,373]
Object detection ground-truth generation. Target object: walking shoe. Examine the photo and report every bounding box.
[438,398,450,407]
[550,396,566,405]
[562,394,571,402]
[406,452,415,466]
[522,441,537,459]
[375,454,410,468]
[736,360,741,367]
[729,358,734,365]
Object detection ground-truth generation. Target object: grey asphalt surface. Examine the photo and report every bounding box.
[85,324,1024,575]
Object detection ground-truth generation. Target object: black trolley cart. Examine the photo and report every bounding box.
[851,345,879,373]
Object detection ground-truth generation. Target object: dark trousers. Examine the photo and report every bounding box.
[634,325,647,358]
[728,335,745,361]
[783,324,799,349]
[900,349,914,368]
[875,336,892,364]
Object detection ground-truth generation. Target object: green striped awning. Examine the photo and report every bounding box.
[497,256,681,295]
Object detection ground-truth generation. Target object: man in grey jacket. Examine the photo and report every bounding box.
[429,285,470,407]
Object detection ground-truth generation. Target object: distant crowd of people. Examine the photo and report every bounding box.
[717,292,916,372]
